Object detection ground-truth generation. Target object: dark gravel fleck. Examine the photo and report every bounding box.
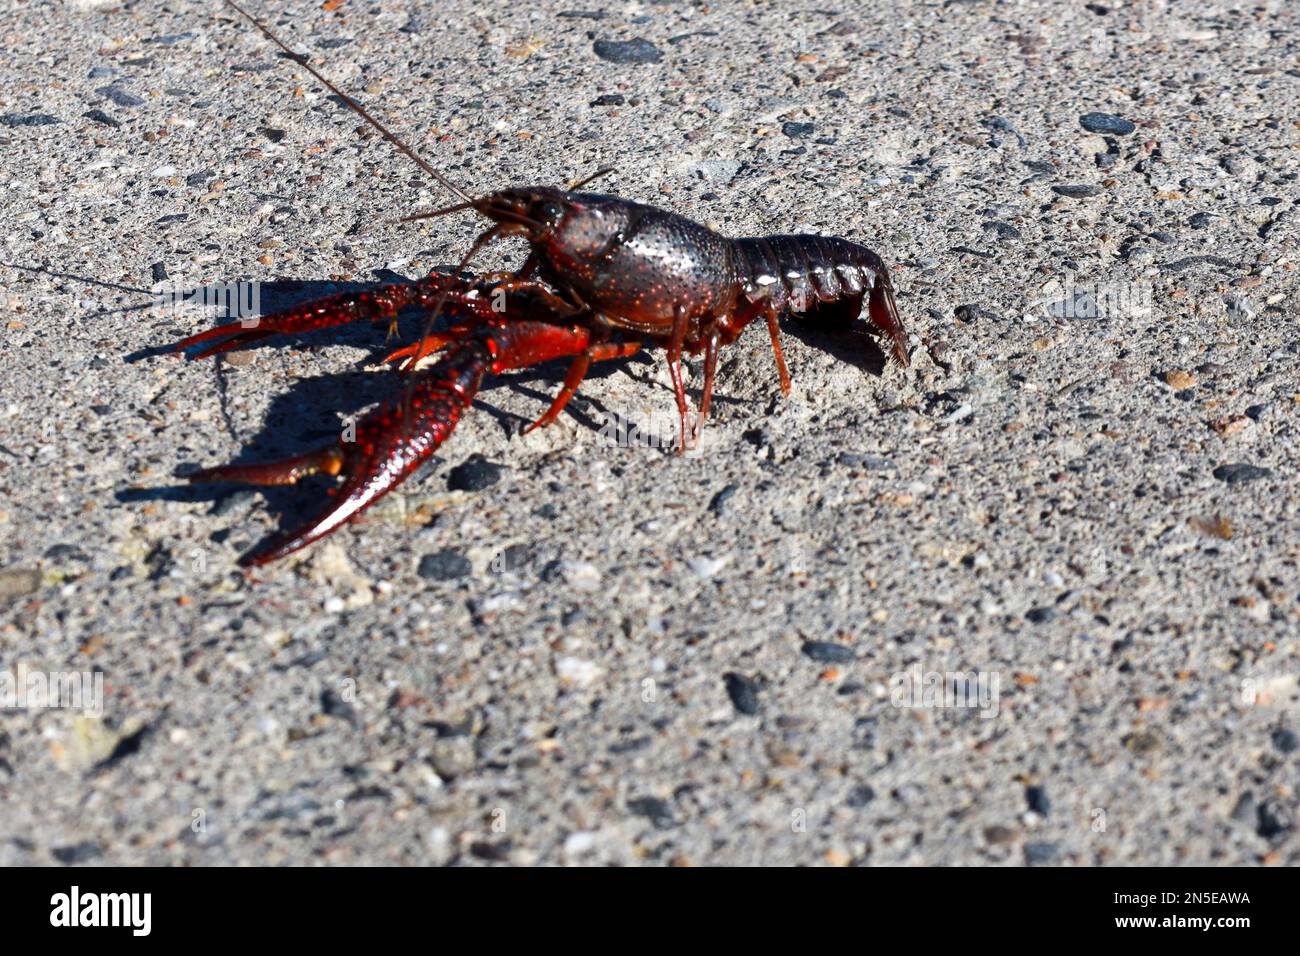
[1052,184,1102,198]
[846,785,875,807]
[983,220,1021,240]
[1025,607,1057,624]
[0,113,61,127]
[1212,463,1272,484]
[723,672,760,715]
[320,688,357,725]
[627,796,676,828]
[593,38,663,64]
[1023,842,1060,864]
[1256,798,1293,839]
[709,483,738,515]
[801,640,855,663]
[954,303,999,322]
[96,85,144,108]
[259,127,286,142]
[1271,728,1299,753]
[1025,785,1051,816]
[43,544,89,563]
[1230,791,1256,823]
[186,169,214,187]
[417,548,472,581]
[51,842,103,864]
[590,93,625,106]
[1162,255,1234,273]
[1079,111,1135,135]
[1188,212,1213,229]
[447,455,502,492]
[782,121,815,139]
[316,38,352,49]
[150,262,168,283]
[82,109,119,128]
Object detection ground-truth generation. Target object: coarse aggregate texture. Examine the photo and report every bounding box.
[0,0,1298,866]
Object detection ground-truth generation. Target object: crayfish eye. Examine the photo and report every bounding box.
[537,201,564,226]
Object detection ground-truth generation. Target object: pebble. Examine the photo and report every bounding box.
[1079,111,1135,135]
[430,736,476,778]
[1025,785,1051,816]
[1025,607,1056,624]
[551,560,601,591]
[1230,791,1256,823]
[51,842,103,864]
[709,483,738,515]
[556,655,604,689]
[83,109,120,128]
[0,113,61,127]
[1256,799,1292,839]
[1188,212,1213,229]
[846,785,875,807]
[1052,184,1101,198]
[417,549,472,581]
[590,94,625,107]
[563,831,597,858]
[782,121,815,139]
[592,38,663,64]
[43,544,89,563]
[447,455,502,491]
[96,85,144,108]
[983,220,1021,241]
[687,555,729,579]
[1212,463,1272,485]
[320,689,357,725]
[0,568,41,602]
[627,796,676,829]
[723,672,760,715]
[801,640,855,663]
[1270,728,1298,753]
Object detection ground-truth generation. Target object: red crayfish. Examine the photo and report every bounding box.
[168,1,911,566]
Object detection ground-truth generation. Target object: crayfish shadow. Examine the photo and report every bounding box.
[784,316,889,378]
[119,351,647,535]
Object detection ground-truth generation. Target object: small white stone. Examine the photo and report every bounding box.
[323,595,345,614]
[563,831,597,858]
[556,560,601,591]
[556,656,604,688]
[687,555,729,578]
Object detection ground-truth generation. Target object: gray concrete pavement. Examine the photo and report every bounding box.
[0,0,1297,865]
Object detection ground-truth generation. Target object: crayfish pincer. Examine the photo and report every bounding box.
[164,1,911,567]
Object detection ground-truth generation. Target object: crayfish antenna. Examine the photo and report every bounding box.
[220,0,472,204]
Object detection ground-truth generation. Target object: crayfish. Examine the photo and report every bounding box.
[165,1,911,566]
